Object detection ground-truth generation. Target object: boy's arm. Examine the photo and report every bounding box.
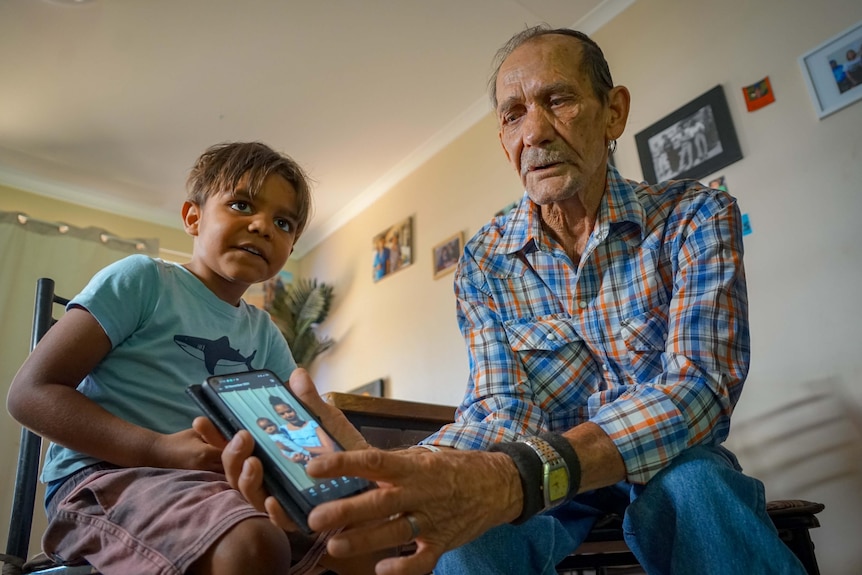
[6,307,222,472]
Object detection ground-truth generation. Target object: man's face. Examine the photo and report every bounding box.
[495,35,612,206]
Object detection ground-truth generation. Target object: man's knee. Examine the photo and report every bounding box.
[629,445,762,522]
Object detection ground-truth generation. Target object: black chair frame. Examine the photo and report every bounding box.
[2,279,96,575]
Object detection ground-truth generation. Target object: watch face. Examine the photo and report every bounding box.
[546,466,569,502]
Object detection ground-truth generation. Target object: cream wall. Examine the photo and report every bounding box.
[299,112,512,405]
[300,0,862,572]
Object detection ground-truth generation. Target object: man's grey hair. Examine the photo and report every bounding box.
[488,25,614,109]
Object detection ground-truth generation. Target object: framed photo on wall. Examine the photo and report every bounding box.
[431,231,463,279]
[634,85,742,184]
[372,216,413,282]
[799,19,862,119]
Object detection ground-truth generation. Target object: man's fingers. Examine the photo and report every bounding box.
[286,369,370,451]
[325,512,422,557]
[287,368,324,408]
[306,449,408,482]
[373,547,441,575]
[308,481,409,533]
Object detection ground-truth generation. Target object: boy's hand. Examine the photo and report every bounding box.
[224,429,302,531]
[147,424,224,473]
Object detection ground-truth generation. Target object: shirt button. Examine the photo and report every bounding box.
[547,333,556,341]
[602,363,609,371]
[578,300,587,309]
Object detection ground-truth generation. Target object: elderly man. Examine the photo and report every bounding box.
[220,26,806,575]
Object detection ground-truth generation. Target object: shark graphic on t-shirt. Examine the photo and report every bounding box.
[173,335,257,374]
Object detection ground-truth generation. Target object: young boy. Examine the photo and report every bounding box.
[7,142,332,574]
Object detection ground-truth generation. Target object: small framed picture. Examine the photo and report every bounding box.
[431,231,463,280]
[372,216,413,282]
[634,85,742,184]
[799,19,862,119]
[742,77,776,112]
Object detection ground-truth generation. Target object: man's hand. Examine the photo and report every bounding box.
[219,367,370,530]
[305,448,523,575]
[287,368,371,451]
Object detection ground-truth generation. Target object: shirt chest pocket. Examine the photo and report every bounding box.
[619,306,668,382]
[504,317,581,352]
[503,317,599,409]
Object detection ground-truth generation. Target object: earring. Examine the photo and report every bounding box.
[608,140,617,154]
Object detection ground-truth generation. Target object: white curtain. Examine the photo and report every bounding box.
[0,210,158,557]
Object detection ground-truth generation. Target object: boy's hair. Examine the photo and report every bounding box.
[186,142,314,238]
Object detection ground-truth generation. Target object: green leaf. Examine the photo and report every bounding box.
[267,277,335,368]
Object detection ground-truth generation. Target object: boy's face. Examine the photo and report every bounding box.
[182,173,299,305]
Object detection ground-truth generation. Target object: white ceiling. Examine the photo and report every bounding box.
[0,0,631,257]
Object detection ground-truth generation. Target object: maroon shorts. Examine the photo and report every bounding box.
[44,465,269,575]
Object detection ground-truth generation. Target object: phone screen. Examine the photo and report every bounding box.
[203,370,372,509]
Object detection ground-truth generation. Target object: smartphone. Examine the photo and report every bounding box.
[186,369,374,533]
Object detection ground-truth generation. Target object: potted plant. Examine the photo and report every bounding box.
[267,278,335,368]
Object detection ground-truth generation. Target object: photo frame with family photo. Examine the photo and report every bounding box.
[431,232,463,280]
[799,18,862,119]
[372,216,413,282]
[634,85,742,185]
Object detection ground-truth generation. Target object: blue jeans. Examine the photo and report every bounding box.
[435,445,806,575]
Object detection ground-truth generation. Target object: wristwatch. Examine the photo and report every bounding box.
[519,436,570,510]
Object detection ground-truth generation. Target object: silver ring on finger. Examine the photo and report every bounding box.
[403,513,421,540]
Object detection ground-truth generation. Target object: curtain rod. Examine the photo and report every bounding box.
[14,213,149,252]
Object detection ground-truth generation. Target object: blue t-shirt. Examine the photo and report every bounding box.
[41,254,296,484]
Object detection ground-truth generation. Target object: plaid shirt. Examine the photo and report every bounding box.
[424,166,749,484]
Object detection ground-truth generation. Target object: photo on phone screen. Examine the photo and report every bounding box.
[201,370,372,511]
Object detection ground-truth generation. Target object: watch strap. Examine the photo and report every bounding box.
[487,440,544,524]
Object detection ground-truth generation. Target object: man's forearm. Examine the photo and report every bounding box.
[562,422,627,492]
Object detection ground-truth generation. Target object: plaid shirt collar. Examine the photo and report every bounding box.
[499,164,647,256]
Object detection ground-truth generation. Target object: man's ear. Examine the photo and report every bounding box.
[181,201,201,236]
[605,85,631,142]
